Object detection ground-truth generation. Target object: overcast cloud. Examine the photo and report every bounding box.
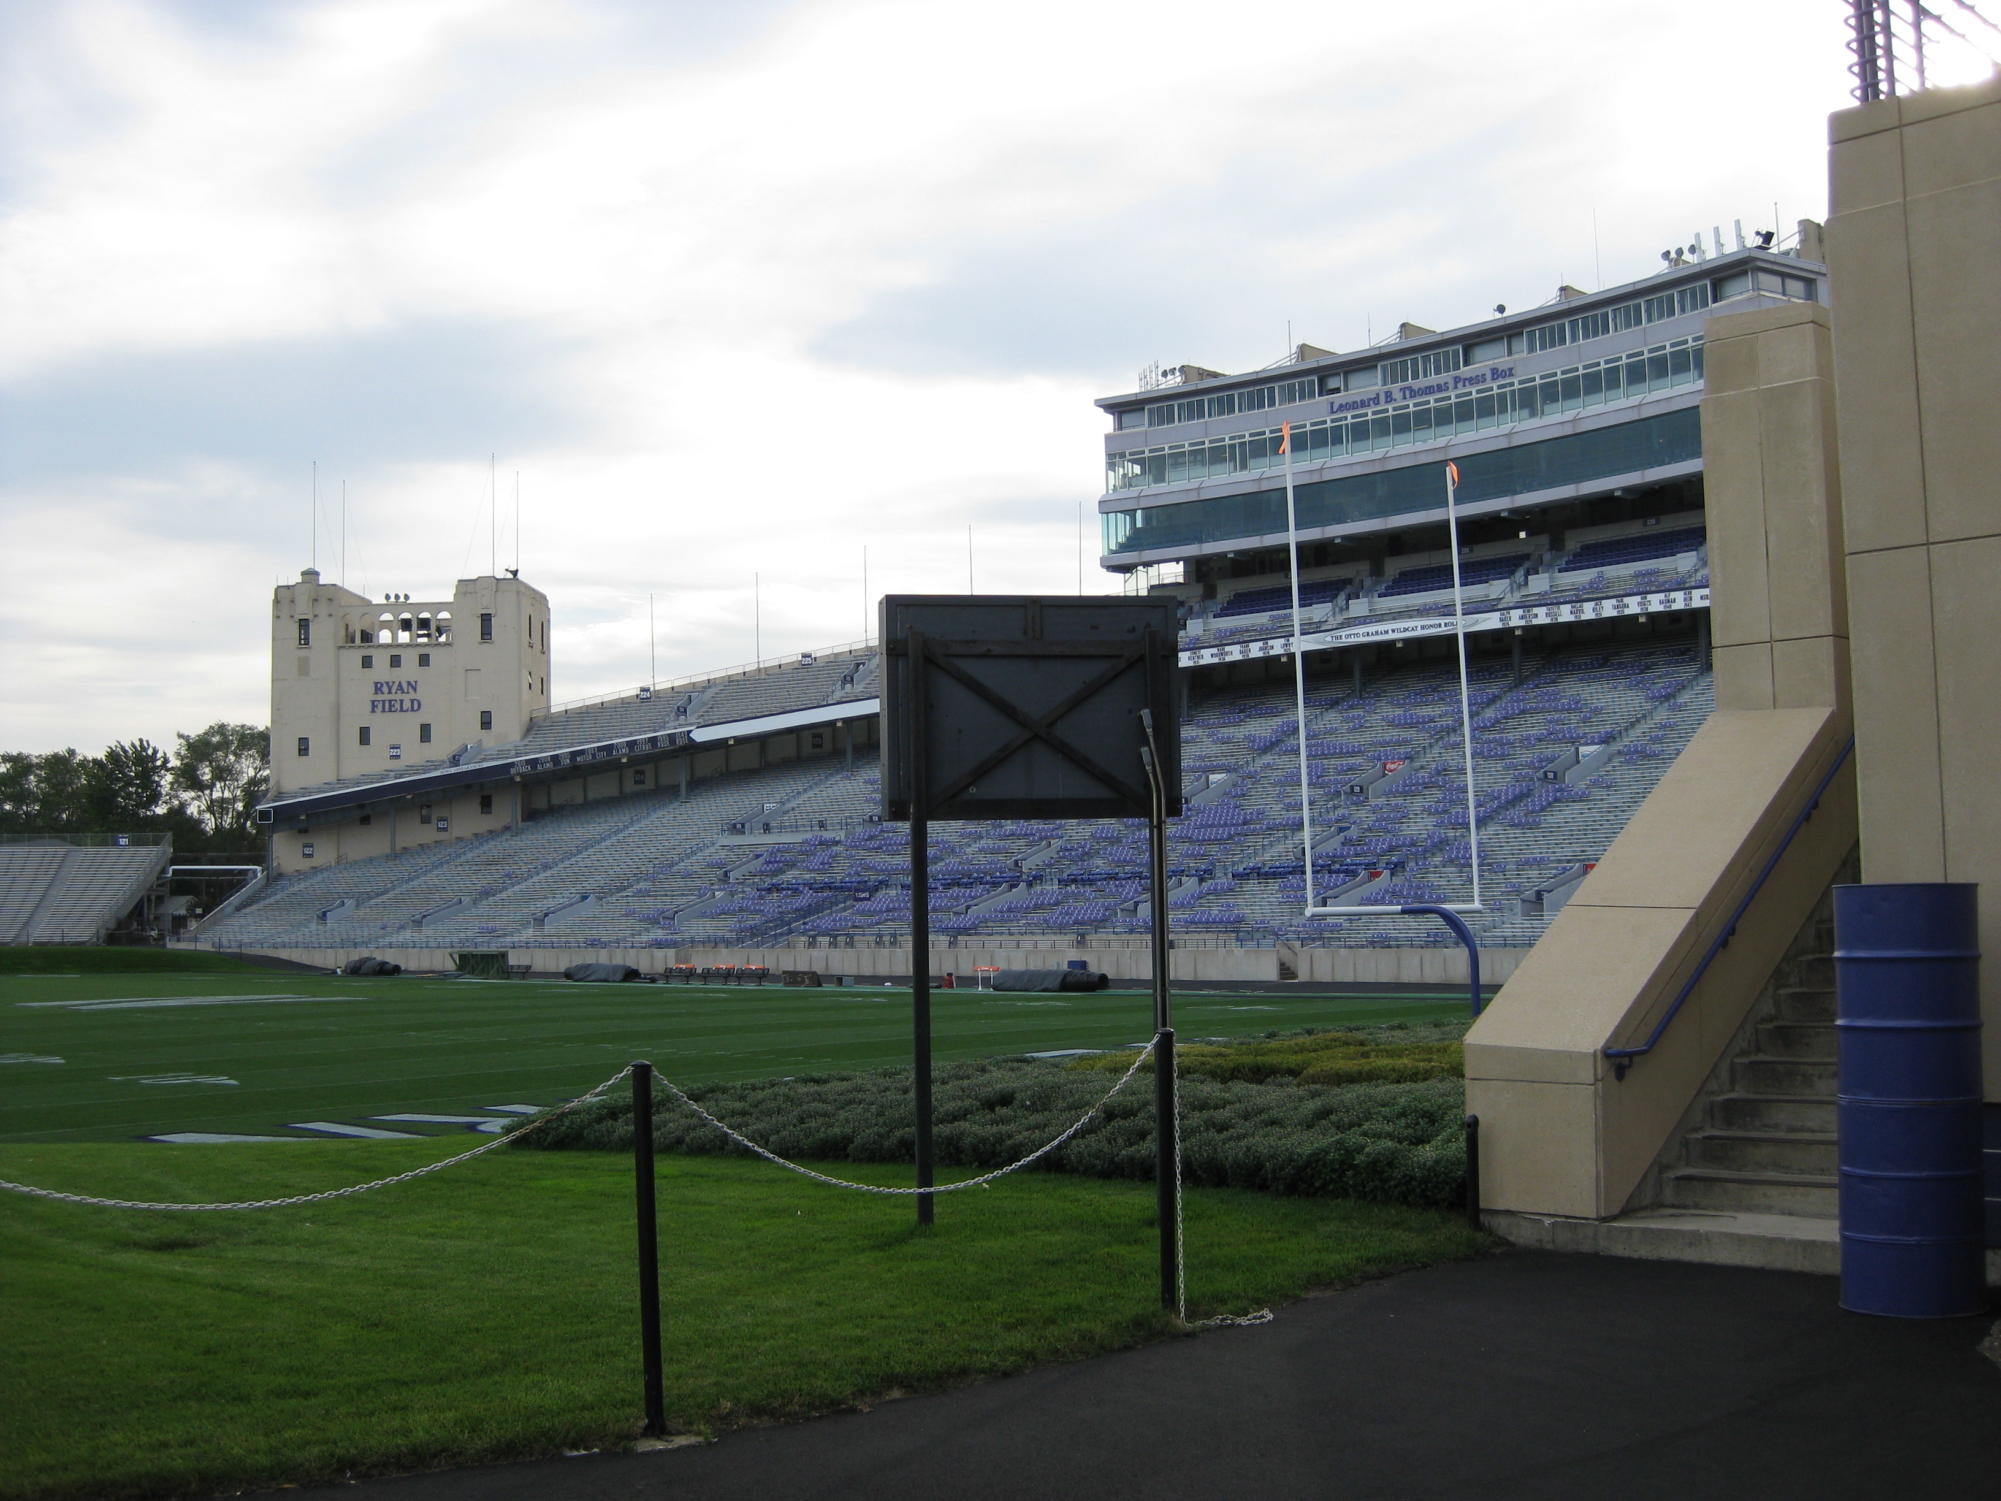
[1,0,1873,753]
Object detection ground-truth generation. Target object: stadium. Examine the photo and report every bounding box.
[202,241,1787,980]
[6,66,1998,1283]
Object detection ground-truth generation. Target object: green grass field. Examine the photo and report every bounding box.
[0,1143,1484,1501]
[0,961,1469,1145]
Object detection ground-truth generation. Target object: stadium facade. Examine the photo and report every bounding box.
[268,570,551,869]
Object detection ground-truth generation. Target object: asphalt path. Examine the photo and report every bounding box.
[265,1252,2000,1500]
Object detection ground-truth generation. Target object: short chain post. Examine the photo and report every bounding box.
[632,1062,666,1438]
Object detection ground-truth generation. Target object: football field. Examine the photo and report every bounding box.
[0,967,1470,1144]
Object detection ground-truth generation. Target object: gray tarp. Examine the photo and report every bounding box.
[342,956,402,976]
[990,968,1109,993]
[563,962,643,983]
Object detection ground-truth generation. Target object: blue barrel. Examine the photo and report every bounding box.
[1834,883,1986,1318]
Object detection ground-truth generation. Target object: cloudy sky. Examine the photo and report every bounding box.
[0,0,1883,754]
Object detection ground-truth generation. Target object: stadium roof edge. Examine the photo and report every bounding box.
[254,698,881,826]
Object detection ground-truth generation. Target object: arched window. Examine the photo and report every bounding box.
[416,612,433,640]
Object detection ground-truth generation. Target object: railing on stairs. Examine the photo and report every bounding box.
[1602,737,1854,1081]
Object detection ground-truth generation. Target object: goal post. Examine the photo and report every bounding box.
[1283,437,1483,919]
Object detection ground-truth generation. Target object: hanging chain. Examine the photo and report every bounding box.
[0,1066,636,1212]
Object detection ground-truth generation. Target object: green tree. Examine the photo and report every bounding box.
[170,724,270,844]
[85,738,174,829]
[28,749,93,833]
[0,752,37,839]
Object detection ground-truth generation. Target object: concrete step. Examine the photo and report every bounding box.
[1709,1092,1837,1133]
[1773,984,1835,1024]
[1786,954,1835,989]
[1733,1056,1837,1097]
[1661,1166,1839,1218]
[1486,1208,1841,1275]
[1686,1129,1837,1176]
[1755,1020,1837,1061]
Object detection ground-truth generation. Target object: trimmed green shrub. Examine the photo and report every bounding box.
[1071,1025,1465,1088]
[519,1052,1470,1210]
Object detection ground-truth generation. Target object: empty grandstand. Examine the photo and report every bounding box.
[0,836,172,944]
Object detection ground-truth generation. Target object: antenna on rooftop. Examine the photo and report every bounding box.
[311,460,318,572]
[489,454,497,578]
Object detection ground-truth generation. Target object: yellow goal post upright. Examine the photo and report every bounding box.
[1280,423,1484,923]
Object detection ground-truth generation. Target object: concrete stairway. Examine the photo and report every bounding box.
[1492,909,1850,1275]
[1657,953,1838,1224]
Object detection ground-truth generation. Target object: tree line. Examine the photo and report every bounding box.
[0,723,270,857]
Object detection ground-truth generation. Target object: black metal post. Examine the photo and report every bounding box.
[632,1062,665,1437]
[1144,722,1178,1314]
[907,628,935,1228]
[1463,1113,1482,1232]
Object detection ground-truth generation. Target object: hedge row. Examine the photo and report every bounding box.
[1073,1025,1465,1088]
[517,1048,1469,1209]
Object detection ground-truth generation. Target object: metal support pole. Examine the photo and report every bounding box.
[1142,706,1178,1313]
[1400,903,1484,1016]
[631,1062,665,1437]
[1463,1113,1482,1232]
[907,628,935,1227]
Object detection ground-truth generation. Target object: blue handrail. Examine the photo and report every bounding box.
[1603,736,1854,1081]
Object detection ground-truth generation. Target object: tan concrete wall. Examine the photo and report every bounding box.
[1466,712,1855,1216]
[1465,296,1857,1219]
[1828,76,2001,1098]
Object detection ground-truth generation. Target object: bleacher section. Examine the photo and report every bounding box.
[204,630,1712,956]
[0,841,171,944]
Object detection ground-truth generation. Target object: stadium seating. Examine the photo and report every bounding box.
[203,628,1712,956]
[0,841,172,944]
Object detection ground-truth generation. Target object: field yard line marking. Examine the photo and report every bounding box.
[20,994,350,1011]
[0,1054,63,1064]
[480,1105,544,1114]
[372,1113,515,1134]
[149,1132,305,1143]
[112,1074,240,1086]
[288,1122,423,1139]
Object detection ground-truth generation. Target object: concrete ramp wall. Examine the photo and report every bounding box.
[1465,709,1854,1219]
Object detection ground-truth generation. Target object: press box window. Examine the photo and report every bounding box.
[418,652,431,667]
[479,794,494,815]
[358,726,371,746]
[361,654,374,668]
[480,710,493,731]
[296,736,310,757]
[480,612,494,642]
[297,620,311,647]
[389,654,402,668]
[419,723,432,743]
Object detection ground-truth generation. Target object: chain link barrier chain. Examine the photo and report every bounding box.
[652,1039,1160,1196]
[1171,1043,1273,1331]
[0,1066,637,1212]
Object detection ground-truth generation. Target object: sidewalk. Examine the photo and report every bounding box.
[270,1252,2000,1500]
